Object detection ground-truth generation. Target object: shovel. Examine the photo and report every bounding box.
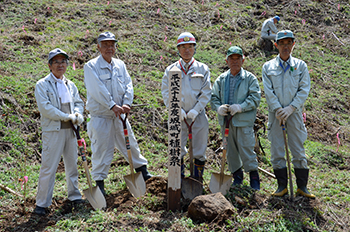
[282,124,294,201]
[181,118,203,200]
[209,115,233,195]
[70,123,106,210]
[120,114,146,198]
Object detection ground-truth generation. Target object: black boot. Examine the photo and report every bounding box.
[232,168,243,186]
[135,165,153,181]
[181,158,185,178]
[272,168,288,197]
[96,180,105,196]
[33,205,46,216]
[295,168,316,198]
[194,159,205,182]
[250,170,260,190]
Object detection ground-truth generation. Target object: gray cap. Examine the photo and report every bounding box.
[48,48,69,62]
[97,31,117,43]
[276,30,295,41]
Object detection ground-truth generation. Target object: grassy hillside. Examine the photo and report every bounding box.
[1,0,350,231]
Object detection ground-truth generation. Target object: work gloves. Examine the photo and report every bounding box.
[180,109,186,121]
[276,105,295,126]
[217,104,229,116]
[63,113,84,125]
[229,104,242,116]
[187,109,199,120]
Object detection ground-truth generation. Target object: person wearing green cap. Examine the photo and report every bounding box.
[261,16,280,41]
[211,46,261,190]
[262,30,315,198]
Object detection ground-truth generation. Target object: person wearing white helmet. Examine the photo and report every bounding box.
[34,48,85,215]
[261,16,280,41]
[161,32,211,182]
[84,31,153,195]
[262,30,315,198]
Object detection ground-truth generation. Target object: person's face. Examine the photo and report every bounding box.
[98,40,116,63]
[48,54,68,79]
[177,43,195,62]
[275,38,295,61]
[226,54,244,75]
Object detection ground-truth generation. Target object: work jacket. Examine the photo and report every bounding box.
[161,58,211,114]
[35,73,84,131]
[261,18,278,38]
[84,55,133,117]
[211,68,261,127]
[262,55,310,113]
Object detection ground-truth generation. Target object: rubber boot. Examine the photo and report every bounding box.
[295,168,316,199]
[96,180,105,196]
[249,170,260,190]
[232,168,243,186]
[181,158,185,178]
[272,168,288,197]
[135,165,153,181]
[34,205,46,216]
[194,159,205,183]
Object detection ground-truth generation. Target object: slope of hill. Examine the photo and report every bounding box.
[0,0,349,231]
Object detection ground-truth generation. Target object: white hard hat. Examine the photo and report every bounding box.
[177,32,196,46]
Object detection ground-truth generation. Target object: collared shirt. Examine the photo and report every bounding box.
[228,71,241,105]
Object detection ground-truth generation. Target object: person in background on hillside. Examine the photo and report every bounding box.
[161,32,211,182]
[84,31,153,195]
[261,15,280,41]
[211,46,261,190]
[262,30,315,198]
[34,48,85,216]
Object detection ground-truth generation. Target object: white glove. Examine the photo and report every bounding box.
[228,104,242,116]
[278,105,295,122]
[180,109,186,121]
[187,109,199,120]
[63,114,76,122]
[75,113,84,125]
[217,104,229,116]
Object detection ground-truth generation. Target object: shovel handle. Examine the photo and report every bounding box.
[184,118,195,177]
[220,116,233,183]
[282,124,294,201]
[120,114,136,183]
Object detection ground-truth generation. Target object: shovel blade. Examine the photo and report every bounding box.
[124,172,146,198]
[209,173,232,195]
[181,177,203,200]
[83,186,106,210]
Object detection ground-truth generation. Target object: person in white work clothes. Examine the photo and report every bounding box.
[261,16,280,41]
[161,32,211,182]
[262,30,315,198]
[84,32,152,195]
[34,48,85,216]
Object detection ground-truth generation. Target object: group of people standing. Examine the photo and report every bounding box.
[33,28,315,216]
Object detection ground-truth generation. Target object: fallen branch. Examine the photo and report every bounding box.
[0,183,24,198]
[332,32,345,46]
[258,167,276,179]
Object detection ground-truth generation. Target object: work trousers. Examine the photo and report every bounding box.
[267,111,308,170]
[36,129,81,208]
[87,115,148,181]
[180,111,209,162]
[222,124,258,173]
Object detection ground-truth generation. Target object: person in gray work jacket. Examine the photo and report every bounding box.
[161,32,211,181]
[34,48,84,216]
[262,30,315,198]
[84,32,152,195]
[261,16,280,41]
[211,46,261,190]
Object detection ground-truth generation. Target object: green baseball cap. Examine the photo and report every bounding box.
[276,30,295,42]
[226,46,243,59]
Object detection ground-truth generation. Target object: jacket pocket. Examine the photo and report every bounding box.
[100,74,113,94]
[190,74,203,92]
[266,69,283,89]
[116,77,125,95]
[47,91,58,107]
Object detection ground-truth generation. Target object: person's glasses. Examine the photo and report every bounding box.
[100,44,116,49]
[278,41,294,47]
[52,59,68,65]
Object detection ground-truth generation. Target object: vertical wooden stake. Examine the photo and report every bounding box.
[167,66,182,211]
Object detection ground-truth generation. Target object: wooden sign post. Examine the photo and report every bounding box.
[167,66,182,211]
